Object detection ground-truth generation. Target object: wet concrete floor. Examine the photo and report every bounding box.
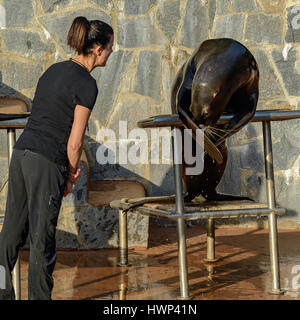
[19,224,300,300]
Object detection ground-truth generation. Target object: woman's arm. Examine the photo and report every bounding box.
[64,105,91,197]
[67,104,91,173]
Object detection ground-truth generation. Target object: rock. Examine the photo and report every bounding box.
[272,48,300,96]
[240,170,265,203]
[251,48,284,99]
[216,0,229,15]
[108,96,158,132]
[181,0,209,49]
[149,163,175,196]
[239,140,264,173]
[135,51,161,102]
[39,7,111,54]
[119,0,156,15]
[229,0,258,12]
[245,13,283,45]
[57,202,149,248]
[2,0,34,27]
[217,146,242,196]
[257,0,286,14]
[0,58,42,91]
[156,0,181,42]
[272,134,300,170]
[1,29,55,62]
[40,0,82,13]
[87,0,114,11]
[117,15,165,48]
[91,50,133,124]
[214,14,245,42]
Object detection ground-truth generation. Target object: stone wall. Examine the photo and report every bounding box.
[0,0,300,248]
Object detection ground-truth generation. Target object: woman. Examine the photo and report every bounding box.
[0,16,114,300]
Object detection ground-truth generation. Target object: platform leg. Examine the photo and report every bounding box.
[7,129,21,300]
[172,127,190,299]
[204,218,218,263]
[262,121,284,294]
[117,210,131,267]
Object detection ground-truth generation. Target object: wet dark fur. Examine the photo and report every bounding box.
[171,38,259,202]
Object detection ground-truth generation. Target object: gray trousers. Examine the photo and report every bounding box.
[0,148,67,300]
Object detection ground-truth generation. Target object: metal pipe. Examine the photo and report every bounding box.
[137,110,300,129]
[262,121,283,294]
[172,127,189,299]
[204,218,218,262]
[7,128,21,300]
[117,210,130,267]
[131,206,285,221]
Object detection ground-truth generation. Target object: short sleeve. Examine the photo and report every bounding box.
[73,79,98,111]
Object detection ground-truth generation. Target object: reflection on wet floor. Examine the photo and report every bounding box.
[19,224,300,300]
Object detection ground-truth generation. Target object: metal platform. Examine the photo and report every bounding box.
[111,109,300,299]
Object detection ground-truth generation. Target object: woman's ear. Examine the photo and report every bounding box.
[97,45,103,56]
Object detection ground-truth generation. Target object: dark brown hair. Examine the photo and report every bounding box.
[67,16,113,55]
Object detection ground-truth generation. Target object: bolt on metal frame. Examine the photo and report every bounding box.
[112,110,300,299]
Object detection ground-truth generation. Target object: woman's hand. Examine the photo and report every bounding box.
[63,168,81,197]
[67,168,81,184]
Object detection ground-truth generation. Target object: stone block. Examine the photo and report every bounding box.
[89,0,113,11]
[272,134,300,171]
[56,205,149,248]
[240,170,266,203]
[87,140,149,183]
[149,163,175,196]
[216,0,229,15]
[251,48,284,99]
[2,0,34,27]
[217,146,242,196]
[135,51,161,102]
[40,0,82,13]
[0,58,42,91]
[229,0,258,12]
[239,140,264,173]
[39,7,111,54]
[245,13,283,45]
[256,0,285,14]
[156,0,181,42]
[1,29,55,62]
[272,48,300,96]
[119,0,156,15]
[181,0,209,49]
[108,96,159,132]
[214,14,245,42]
[117,15,165,48]
[91,50,133,124]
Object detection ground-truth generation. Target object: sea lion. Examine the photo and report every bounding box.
[171,38,259,202]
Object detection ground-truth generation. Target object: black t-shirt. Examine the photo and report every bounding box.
[14,59,98,167]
